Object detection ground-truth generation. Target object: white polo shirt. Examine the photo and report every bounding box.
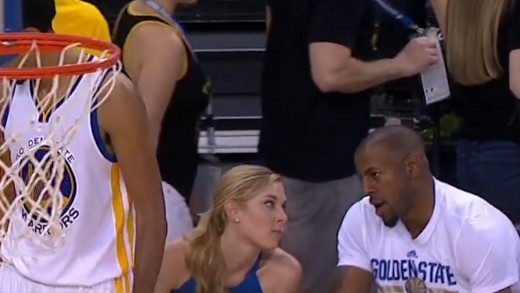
[337,178,520,293]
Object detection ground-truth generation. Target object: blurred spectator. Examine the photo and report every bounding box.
[112,0,211,231]
[53,0,111,55]
[432,0,520,226]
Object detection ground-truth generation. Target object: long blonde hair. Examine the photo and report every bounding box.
[184,165,281,293]
[445,0,510,85]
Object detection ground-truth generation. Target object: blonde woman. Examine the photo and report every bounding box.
[154,165,302,293]
[431,0,520,227]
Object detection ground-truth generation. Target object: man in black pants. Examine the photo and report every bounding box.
[260,0,438,292]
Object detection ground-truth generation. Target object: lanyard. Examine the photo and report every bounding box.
[141,0,189,38]
[373,0,425,35]
[142,0,176,25]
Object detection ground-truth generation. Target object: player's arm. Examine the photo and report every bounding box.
[508,0,520,99]
[332,202,374,293]
[99,75,167,293]
[456,216,519,293]
[123,23,185,148]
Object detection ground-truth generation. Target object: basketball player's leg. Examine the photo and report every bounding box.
[280,175,363,293]
[0,263,131,292]
[162,181,194,244]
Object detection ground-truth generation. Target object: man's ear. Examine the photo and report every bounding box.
[404,153,422,178]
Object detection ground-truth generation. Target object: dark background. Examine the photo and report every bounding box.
[85,0,457,183]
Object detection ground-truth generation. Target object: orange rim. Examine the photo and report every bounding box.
[0,32,121,79]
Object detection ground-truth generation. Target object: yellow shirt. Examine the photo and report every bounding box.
[53,0,111,56]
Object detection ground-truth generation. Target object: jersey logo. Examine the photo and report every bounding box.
[371,258,458,292]
[19,143,80,235]
[405,277,427,293]
[406,250,418,258]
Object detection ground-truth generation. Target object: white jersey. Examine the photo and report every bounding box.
[0,69,135,290]
[338,178,520,293]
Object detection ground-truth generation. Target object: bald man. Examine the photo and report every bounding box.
[333,125,520,293]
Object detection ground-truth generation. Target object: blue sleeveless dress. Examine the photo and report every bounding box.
[172,256,263,293]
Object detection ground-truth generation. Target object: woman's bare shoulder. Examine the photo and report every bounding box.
[164,239,191,271]
[259,248,302,293]
[165,239,190,254]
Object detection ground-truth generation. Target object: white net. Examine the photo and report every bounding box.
[0,36,121,255]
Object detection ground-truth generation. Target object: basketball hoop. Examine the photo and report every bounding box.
[0,32,120,77]
[0,32,121,255]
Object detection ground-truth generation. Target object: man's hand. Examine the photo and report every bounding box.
[395,36,439,77]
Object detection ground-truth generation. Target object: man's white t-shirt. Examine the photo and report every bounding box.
[337,178,520,293]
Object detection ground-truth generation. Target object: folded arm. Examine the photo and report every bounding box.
[308,0,434,94]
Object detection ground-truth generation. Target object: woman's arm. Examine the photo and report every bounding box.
[154,241,190,293]
[430,0,448,33]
